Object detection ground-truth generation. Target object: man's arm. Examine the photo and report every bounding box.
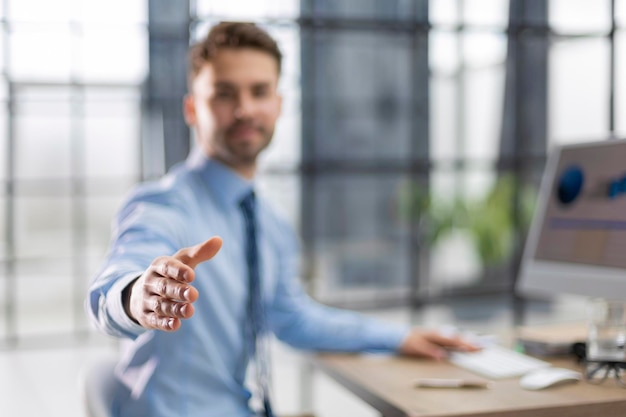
[266,225,477,357]
[85,187,221,338]
[269,282,477,358]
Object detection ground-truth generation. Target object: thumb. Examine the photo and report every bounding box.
[174,236,223,270]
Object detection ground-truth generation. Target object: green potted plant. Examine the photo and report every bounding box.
[397,174,536,282]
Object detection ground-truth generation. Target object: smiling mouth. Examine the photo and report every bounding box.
[234,126,257,134]
[229,124,262,138]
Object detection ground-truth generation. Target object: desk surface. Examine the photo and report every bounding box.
[312,343,626,417]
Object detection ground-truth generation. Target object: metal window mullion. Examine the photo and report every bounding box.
[609,0,616,136]
[68,6,87,339]
[70,88,88,338]
[2,0,17,347]
[409,0,430,307]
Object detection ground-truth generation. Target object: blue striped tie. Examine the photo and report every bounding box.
[240,191,274,417]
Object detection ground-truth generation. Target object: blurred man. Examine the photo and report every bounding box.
[86,22,476,417]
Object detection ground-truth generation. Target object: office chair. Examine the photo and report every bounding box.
[81,355,118,417]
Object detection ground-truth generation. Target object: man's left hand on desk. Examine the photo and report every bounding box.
[398,328,481,360]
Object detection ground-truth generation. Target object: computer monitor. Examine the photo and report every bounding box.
[518,139,626,299]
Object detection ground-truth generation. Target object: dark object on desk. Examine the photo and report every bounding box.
[572,342,587,362]
[515,323,586,357]
[584,360,626,387]
[573,342,626,387]
[517,339,581,357]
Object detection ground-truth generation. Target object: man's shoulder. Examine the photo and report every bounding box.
[124,167,198,210]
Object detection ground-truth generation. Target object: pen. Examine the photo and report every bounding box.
[414,378,492,389]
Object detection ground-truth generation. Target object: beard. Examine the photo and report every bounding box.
[217,120,274,165]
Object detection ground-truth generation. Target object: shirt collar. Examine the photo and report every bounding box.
[186,147,254,208]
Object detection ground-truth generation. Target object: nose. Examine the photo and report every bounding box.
[234,93,254,120]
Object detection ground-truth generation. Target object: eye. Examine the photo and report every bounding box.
[215,90,235,100]
[252,86,270,98]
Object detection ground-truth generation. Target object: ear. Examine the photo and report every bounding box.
[183,94,196,126]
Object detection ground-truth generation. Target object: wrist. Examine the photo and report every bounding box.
[122,277,140,324]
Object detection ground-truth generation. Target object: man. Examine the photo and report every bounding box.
[86,22,476,417]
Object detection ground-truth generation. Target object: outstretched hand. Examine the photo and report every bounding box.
[125,237,223,332]
[398,329,480,360]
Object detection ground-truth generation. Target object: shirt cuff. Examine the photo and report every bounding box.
[362,320,411,353]
[106,272,147,337]
[385,323,412,352]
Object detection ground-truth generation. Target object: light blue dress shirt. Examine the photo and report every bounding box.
[86,148,410,417]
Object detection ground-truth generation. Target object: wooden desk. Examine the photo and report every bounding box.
[311,352,626,417]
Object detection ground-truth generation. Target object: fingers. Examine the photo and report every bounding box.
[130,237,222,332]
[149,236,223,285]
[424,331,480,352]
[133,284,195,332]
[137,261,198,332]
[147,315,181,332]
[399,330,445,360]
[136,295,193,332]
[174,236,223,270]
[145,275,198,302]
[145,294,195,320]
[419,344,448,361]
[399,329,480,360]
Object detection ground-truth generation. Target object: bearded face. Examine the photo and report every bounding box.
[184,48,282,176]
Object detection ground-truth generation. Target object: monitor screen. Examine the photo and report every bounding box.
[518,139,626,299]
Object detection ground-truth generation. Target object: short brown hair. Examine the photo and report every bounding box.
[187,22,282,89]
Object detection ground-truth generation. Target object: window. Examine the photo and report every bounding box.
[0,0,146,345]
